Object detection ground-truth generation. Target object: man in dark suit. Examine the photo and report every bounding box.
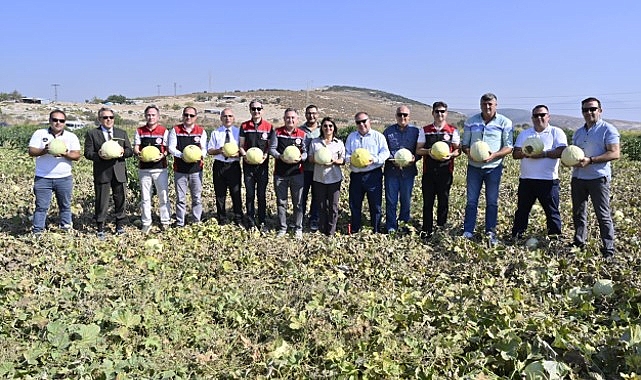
[84,107,133,238]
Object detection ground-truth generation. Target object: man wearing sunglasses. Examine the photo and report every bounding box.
[84,107,133,239]
[167,107,207,227]
[28,110,81,234]
[569,97,620,258]
[511,105,567,240]
[239,100,273,230]
[382,105,420,234]
[345,112,390,233]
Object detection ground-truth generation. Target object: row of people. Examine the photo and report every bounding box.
[28,95,619,256]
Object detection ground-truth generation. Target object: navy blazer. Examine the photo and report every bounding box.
[84,126,133,184]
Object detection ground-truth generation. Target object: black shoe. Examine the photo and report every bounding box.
[116,225,125,235]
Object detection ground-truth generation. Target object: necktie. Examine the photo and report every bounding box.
[225,129,230,144]
[108,130,113,141]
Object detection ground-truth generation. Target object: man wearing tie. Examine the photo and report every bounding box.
[207,108,243,225]
[84,107,133,238]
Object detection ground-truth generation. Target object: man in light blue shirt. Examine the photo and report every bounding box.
[345,112,390,233]
[461,93,513,244]
[569,97,620,257]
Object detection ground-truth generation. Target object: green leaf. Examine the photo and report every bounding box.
[46,320,70,349]
[111,309,142,329]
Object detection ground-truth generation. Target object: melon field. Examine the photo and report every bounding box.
[1,125,641,379]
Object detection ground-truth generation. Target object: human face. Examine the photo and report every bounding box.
[284,111,298,130]
[221,110,235,127]
[144,108,159,128]
[480,99,497,122]
[321,121,335,139]
[305,107,318,125]
[581,100,601,126]
[250,103,263,121]
[531,107,550,131]
[99,111,115,129]
[182,108,197,127]
[432,107,447,124]
[395,106,410,128]
[355,113,370,135]
[49,112,66,134]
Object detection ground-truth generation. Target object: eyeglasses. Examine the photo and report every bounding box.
[101,116,115,120]
[582,107,599,113]
[532,113,548,118]
[355,119,368,125]
[183,113,196,118]
[51,118,66,123]
[322,124,334,128]
[250,107,263,112]
[221,114,234,118]
[396,113,409,117]
[434,109,447,114]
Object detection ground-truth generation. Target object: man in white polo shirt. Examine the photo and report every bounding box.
[28,110,81,234]
[511,104,567,239]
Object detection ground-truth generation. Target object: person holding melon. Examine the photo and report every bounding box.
[569,97,620,258]
[269,108,308,238]
[133,105,172,233]
[308,117,345,236]
[416,102,461,239]
[461,93,513,245]
[207,108,243,225]
[511,105,567,239]
[84,107,133,238]
[299,105,321,232]
[28,110,81,234]
[167,107,207,227]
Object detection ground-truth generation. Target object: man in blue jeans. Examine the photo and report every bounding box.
[28,110,82,234]
[383,105,419,233]
[461,93,513,244]
[569,97,620,258]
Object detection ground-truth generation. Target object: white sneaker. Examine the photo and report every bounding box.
[295,230,303,240]
[277,230,287,238]
[141,225,152,234]
[462,231,473,239]
[487,231,499,245]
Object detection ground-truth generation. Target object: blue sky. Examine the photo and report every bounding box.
[2,0,640,122]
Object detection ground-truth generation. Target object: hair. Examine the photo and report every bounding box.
[480,93,497,102]
[581,97,602,109]
[249,99,263,109]
[182,106,197,115]
[144,105,159,115]
[49,109,66,119]
[354,111,369,120]
[319,117,338,139]
[432,101,448,110]
[284,107,298,115]
[531,104,549,113]
[305,104,318,113]
[98,107,114,117]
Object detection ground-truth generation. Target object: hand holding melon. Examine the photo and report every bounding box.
[100,140,124,159]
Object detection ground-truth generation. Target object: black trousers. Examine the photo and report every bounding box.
[213,160,242,221]
[94,177,126,228]
[421,168,453,234]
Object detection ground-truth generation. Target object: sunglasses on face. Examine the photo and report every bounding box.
[396,113,409,117]
[183,113,196,118]
[433,109,447,114]
[532,113,548,118]
[355,119,368,125]
[322,124,334,128]
[250,107,263,112]
[582,107,599,113]
[101,116,115,120]
[51,118,66,123]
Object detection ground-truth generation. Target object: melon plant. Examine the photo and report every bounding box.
[522,136,544,156]
[314,146,333,165]
[140,146,161,162]
[351,148,371,168]
[394,148,413,167]
[245,147,264,165]
[100,140,123,159]
[182,145,202,163]
[592,279,614,297]
[222,142,239,157]
[561,145,585,166]
[430,141,450,160]
[48,139,67,155]
[469,141,491,162]
[282,145,301,163]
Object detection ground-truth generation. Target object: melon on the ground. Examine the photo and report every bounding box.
[351,148,371,168]
[48,139,67,155]
[561,145,585,166]
[430,141,450,160]
[282,145,301,163]
[592,279,614,297]
[140,146,161,162]
[522,136,544,156]
[222,142,239,157]
[101,140,122,159]
[182,145,202,163]
[314,146,333,165]
[245,147,264,165]
[469,141,491,162]
[394,148,413,167]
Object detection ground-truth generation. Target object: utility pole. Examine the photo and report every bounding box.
[174,82,177,96]
[156,85,161,97]
[51,84,60,102]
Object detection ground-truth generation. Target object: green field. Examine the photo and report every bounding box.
[1,125,640,379]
